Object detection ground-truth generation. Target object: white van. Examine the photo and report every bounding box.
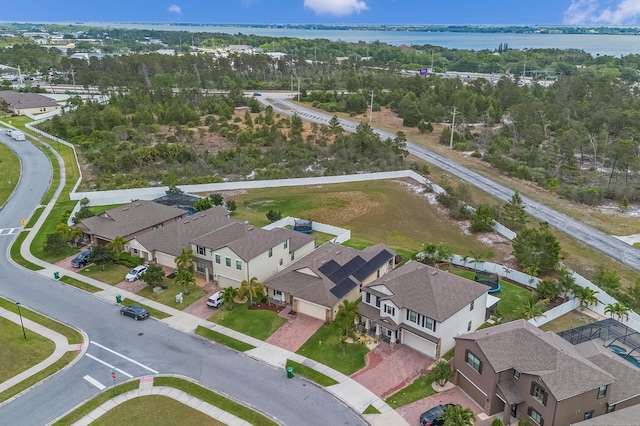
[206,291,223,308]
[12,131,25,141]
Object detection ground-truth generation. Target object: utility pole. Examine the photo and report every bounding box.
[297,76,301,101]
[71,67,76,92]
[369,91,376,123]
[449,107,460,148]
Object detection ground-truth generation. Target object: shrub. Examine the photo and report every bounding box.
[114,251,144,267]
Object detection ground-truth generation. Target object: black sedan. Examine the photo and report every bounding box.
[419,404,454,426]
[120,305,150,320]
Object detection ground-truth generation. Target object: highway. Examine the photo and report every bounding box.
[0,133,365,425]
[257,95,640,272]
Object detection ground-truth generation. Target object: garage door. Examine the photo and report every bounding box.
[218,275,241,289]
[402,330,437,357]
[296,300,327,321]
[457,370,487,409]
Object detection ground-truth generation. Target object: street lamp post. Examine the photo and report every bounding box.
[16,302,27,340]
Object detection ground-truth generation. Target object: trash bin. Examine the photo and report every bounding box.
[115,295,122,303]
[286,366,294,379]
[53,271,59,279]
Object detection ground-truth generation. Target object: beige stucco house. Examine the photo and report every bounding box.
[0,90,60,115]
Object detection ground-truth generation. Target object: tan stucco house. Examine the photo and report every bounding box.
[0,90,60,115]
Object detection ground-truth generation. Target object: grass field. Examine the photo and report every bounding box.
[195,325,255,352]
[10,231,43,271]
[493,281,533,321]
[539,310,599,333]
[0,317,55,383]
[0,140,20,207]
[136,278,205,311]
[92,396,224,426]
[385,375,437,409]
[79,263,131,285]
[30,200,79,263]
[285,359,339,387]
[209,302,287,341]
[59,276,102,293]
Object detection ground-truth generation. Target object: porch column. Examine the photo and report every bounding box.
[365,318,371,334]
[390,330,397,348]
[375,324,381,343]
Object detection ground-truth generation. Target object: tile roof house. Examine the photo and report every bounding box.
[127,206,315,286]
[77,200,188,245]
[263,243,395,322]
[453,319,640,426]
[0,90,60,115]
[359,261,488,358]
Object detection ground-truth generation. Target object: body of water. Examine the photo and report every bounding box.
[88,22,640,57]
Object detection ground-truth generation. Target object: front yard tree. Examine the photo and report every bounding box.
[175,268,196,294]
[469,204,497,233]
[336,299,360,338]
[175,246,196,274]
[45,233,67,255]
[502,191,527,230]
[140,264,166,288]
[107,234,126,254]
[88,245,115,271]
[443,404,475,426]
[239,277,265,305]
[222,286,238,310]
[512,222,560,274]
[429,359,453,387]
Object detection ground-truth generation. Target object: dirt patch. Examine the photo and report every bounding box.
[247,302,285,313]
[310,191,382,224]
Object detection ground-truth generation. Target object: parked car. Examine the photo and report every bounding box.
[125,265,148,282]
[419,404,454,426]
[252,92,261,96]
[206,291,223,308]
[120,305,150,320]
[71,249,92,268]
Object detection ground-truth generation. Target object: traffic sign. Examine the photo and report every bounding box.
[111,372,116,379]
[21,219,26,227]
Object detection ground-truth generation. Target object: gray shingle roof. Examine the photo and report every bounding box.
[0,90,59,109]
[572,403,640,425]
[264,243,394,308]
[456,320,616,401]
[364,261,488,322]
[79,200,186,241]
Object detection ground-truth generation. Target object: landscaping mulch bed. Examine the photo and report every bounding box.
[247,302,286,313]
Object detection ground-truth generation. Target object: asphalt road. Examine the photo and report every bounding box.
[0,134,365,425]
[257,96,640,272]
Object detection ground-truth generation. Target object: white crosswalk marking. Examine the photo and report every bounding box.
[0,228,20,236]
[83,375,106,390]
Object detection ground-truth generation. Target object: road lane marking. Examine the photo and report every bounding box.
[90,341,159,374]
[83,375,106,390]
[0,228,20,236]
[85,353,134,378]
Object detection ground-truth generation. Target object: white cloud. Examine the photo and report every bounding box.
[167,4,182,14]
[564,0,640,24]
[304,0,368,17]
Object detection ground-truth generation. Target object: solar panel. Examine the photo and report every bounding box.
[318,260,340,277]
[330,277,357,299]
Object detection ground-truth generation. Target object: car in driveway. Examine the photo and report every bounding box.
[206,291,223,308]
[419,404,454,426]
[71,249,91,268]
[120,305,150,320]
[125,265,147,282]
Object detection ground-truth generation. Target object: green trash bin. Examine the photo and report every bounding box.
[115,295,122,304]
[286,366,294,379]
[53,271,59,279]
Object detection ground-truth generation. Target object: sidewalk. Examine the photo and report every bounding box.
[14,203,408,426]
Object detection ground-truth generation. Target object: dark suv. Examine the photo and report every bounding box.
[419,404,454,426]
[71,249,91,268]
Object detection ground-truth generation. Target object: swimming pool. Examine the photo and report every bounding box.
[608,344,627,355]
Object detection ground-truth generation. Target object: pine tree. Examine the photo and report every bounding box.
[502,191,527,230]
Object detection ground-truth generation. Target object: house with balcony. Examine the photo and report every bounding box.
[263,243,395,322]
[358,261,488,358]
[453,319,640,426]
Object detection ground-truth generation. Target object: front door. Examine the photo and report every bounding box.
[511,404,518,417]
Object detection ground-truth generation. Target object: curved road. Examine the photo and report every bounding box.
[0,134,365,425]
[259,96,640,272]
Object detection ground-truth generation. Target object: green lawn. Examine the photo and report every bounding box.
[120,299,172,320]
[92,395,224,426]
[59,276,102,293]
[539,310,598,333]
[209,302,287,341]
[79,263,131,285]
[195,325,255,352]
[25,207,45,228]
[363,404,381,414]
[285,359,339,387]
[0,317,55,383]
[296,321,369,376]
[136,278,205,311]
[385,375,437,409]
[494,281,532,321]
[0,141,21,207]
[10,231,44,271]
[30,200,79,263]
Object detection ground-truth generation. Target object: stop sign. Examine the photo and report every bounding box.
[111,372,116,379]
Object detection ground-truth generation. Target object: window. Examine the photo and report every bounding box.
[375,296,380,308]
[467,320,472,332]
[365,293,371,303]
[514,370,521,380]
[465,350,482,373]
[283,240,288,249]
[236,260,242,270]
[132,248,139,255]
[528,407,543,425]
[408,310,418,323]
[268,248,273,257]
[290,253,294,261]
[274,290,283,301]
[196,262,205,273]
[215,254,221,264]
[531,382,547,406]
[197,245,206,256]
[384,304,395,316]
[225,256,231,267]
[606,403,616,413]
[376,269,380,278]
[584,410,594,420]
[597,384,607,399]
[424,317,435,331]
[279,258,283,266]
[470,300,475,311]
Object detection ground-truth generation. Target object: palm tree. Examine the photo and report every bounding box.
[556,266,577,300]
[175,246,196,273]
[573,286,599,308]
[107,234,127,255]
[517,293,548,321]
[221,286,238,310]
[429,359,453,387]
[605,302,631,322]
[336,299,360,338]
[443,404,475,426]
[238,277,265,305]
[174,268,196,294]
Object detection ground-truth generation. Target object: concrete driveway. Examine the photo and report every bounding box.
[266,311,324,352]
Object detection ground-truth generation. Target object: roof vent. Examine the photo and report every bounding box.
[247,226,254,231]
[122,207,129,211]
[431,270,438,275]
[135,203,141,207]
[200,213,206,217]
[244,220,249,225]
[336,251,341,255]
[183,220,190,224]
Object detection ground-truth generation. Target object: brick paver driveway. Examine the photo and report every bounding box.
[397,386,495,426]
[350,344,433,398]
[266,312,324,352]
[183,284,223,319]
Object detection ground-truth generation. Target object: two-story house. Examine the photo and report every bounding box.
[359,261,488,358]
[263,243,395,322]
[453,320,640,426]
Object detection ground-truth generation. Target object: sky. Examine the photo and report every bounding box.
[2,0,640,25]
